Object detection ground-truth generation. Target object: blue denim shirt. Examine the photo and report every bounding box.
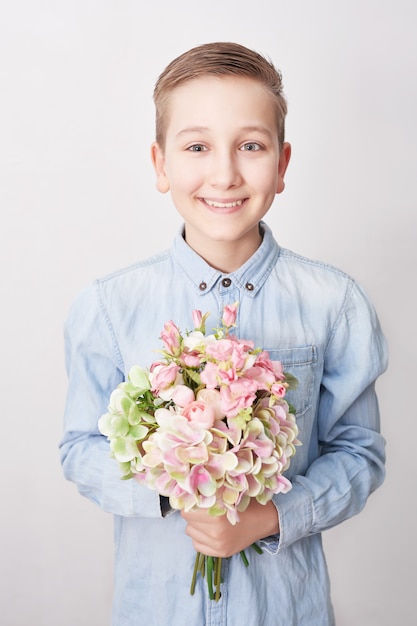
[60,222,387,626]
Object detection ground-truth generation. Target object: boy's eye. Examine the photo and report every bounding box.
[241,142,262,152]
[187,144,207,152]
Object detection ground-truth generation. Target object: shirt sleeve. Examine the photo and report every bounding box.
[272,279,388,551]
[59,283,164,518]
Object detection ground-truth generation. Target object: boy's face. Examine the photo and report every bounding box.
[152,76,290,268]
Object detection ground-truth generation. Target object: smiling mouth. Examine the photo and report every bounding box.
[204,199,244,208]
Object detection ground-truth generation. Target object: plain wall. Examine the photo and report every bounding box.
[1,1,416,624]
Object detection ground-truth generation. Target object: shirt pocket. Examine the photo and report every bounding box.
[265,345,317,418]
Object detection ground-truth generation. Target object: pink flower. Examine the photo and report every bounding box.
[244,364,276,390]
[271,359,285,380]
[254,352,285,381]
[267,400,290,422]
[192,310,203,328]
[237,419,274,459]
[191,309,210,334]
[205,338,235,361]
[169,483,200,512]
[171,384,195,407]
[182,400,217,430]
[205,339,251,374]
[245,352,286,391]
[181,350,202,368]
[188,464,217,497]
[230,335,255,352]
[196,388,224,420]
[271,382,287,398]
[217,364,238,385]
[149,362,180,393]
[220,377,258,418]
[200,361,220,389]
[160,320,181,356]
[222,303,238,327]
[205,446,238,479]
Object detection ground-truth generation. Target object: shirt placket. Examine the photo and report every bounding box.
[218,276,240,309]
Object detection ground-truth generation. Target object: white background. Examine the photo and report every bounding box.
[1,1,415,624]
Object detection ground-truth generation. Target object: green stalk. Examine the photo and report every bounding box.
[190,552,200,596]
[199,552,205,578]
[215,557,222,601]
[251,542,263,555]
[206,556,214,600]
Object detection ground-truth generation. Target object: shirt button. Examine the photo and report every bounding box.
[221,278,232,287]
[199,282,207,291]
[245,282,254,291]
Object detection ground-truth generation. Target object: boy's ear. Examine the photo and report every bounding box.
[276,142,291,194]
[151,142,170,193]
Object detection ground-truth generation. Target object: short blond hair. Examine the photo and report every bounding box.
[153,42,287,149]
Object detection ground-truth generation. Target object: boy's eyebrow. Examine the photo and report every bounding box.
[176,125,273,137]
[240,125,274,137]
[176,126,209,137]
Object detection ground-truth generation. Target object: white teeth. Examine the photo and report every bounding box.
[205,200,243,208]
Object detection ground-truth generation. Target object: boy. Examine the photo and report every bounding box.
[60,42,387,625]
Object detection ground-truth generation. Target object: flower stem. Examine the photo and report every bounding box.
[190,552,200,596]
[215,558,222,601]
[199,552,205,578]
[240,550,249,567]
[190,552,223,601]
[251,542,263,555]
[207,556,214,600]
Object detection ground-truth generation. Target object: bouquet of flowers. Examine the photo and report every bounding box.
[98,303,300,600]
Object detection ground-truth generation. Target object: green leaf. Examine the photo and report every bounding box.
[111,436,139,462]
[139,410,157,424]
[120,395,134,416]
[111,413,130,437]
[284,371,299,390]
[207,502,226,517]
[127,403,142,425]
[98,413,112,437]
[118,461,134,479]
[287,402,297,415]
[230,408,252,430]
[128,366,151,392]
[184,368,202,387]
[120,472,134,480]
[129,424,149,440]
[121,382,144,400]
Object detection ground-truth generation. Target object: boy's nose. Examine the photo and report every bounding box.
[208,151,242,189]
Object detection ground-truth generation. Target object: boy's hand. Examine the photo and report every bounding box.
[180,499,279,558]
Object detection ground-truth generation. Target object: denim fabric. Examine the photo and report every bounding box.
[60,222,387,625]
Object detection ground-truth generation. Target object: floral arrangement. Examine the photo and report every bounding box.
[98,303,300,600]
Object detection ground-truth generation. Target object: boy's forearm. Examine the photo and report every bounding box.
[60,432,165,518]
[273,395,385,551]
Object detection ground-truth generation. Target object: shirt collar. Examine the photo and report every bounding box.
[171,221,281,297]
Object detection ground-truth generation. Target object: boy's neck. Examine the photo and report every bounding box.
[183,227,263,274]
